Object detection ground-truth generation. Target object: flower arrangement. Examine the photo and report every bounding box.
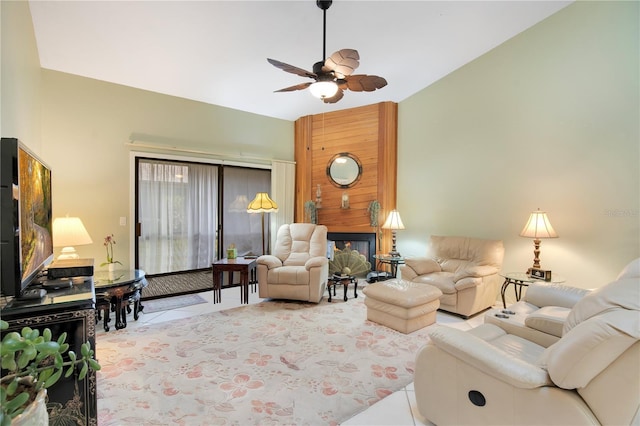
[100,234,122,267]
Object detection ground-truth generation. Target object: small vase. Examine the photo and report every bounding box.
[108,263,116,272]
[12,388,48,426]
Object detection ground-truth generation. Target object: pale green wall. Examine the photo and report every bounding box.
[1,0,43,153]
[398,1,639,291]
[39,71,293,267]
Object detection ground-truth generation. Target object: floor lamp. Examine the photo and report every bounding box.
[247,192,279,255]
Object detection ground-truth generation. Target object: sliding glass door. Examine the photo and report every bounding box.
[135,157,271,275]
[221,167,271,257]
[136,158,219,275]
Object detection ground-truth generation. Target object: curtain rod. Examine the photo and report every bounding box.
[125,141,294,165]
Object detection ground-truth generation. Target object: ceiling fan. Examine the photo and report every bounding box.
[267,0,387,104]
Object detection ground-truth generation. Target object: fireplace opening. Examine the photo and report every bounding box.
[327,232,376,276]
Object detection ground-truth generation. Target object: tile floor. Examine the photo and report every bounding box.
[97,283,488,426]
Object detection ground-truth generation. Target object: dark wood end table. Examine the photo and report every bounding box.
[94,269,147,331]
[212,257,257,304]
[327,275,357,302]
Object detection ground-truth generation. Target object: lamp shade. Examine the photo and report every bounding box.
[229,194,250,212]
[520,209,558,239]
[382,210,405,230]
[53,217,93,247]
[247,192,279,213]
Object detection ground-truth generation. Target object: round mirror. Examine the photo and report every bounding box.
[326,153,362,188]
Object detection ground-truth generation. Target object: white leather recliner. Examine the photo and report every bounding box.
[257,223,329,303]
[485,281,592,347]
[414,258,640,425]
[400,235,505,318]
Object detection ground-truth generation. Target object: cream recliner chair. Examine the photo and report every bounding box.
[257,223,329,303]
[400,235,504,317]
[414,258,640,425]
[485,281,592,347]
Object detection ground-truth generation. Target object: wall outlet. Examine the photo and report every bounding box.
[119,216,127,226]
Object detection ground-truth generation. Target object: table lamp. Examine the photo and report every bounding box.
[382,210,405,257]
[519,208,558,271]
[53,216,93,259]
[247,192,278,255]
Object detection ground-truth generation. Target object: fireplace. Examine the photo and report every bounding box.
[327,232,376,270]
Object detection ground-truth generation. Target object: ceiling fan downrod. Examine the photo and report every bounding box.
[317,0,332,63]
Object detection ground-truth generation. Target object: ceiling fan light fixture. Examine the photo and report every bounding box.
[309,81,338,99]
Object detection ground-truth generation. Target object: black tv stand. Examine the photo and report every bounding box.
[1,279,97,424]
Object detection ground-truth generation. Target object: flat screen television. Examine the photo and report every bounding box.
[1,137,53,297]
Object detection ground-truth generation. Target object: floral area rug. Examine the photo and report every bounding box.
[96,297,433,425]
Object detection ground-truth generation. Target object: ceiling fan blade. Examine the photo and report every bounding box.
[343,74,388,92]
[323,49,360,79]
[267,58,316,79]
[322,88,344,104]
[273,82,313,93]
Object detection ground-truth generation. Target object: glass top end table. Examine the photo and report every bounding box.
[499,272,565,308]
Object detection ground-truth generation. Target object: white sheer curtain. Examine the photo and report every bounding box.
[138,159,219,274]
[271,160,295,251]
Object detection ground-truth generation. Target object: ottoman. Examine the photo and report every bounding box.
[362,279,442,333]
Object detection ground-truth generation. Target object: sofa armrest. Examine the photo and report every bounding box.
[399,265,418,281]
[524,306,571,337]
[524,282,591,309]
[403,258,441,277]
[428,325,552,389]
[257,255,283,269]
[305,256,328,270]
[453,265,498,281]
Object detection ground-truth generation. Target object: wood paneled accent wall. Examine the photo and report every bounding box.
[294,101,398,255]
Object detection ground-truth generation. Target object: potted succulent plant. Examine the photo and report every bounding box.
[0,319,101,425]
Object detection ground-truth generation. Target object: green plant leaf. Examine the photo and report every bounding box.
[78,361,88,380]
[34,341,60,356]
[1,333,27,353]
[56,332,68,345]
[88,359,102,371]
[6,378,18,396]
[4,391,29,412]
[54,352,64,368]
[65,365,75,378]
[39,366,53,384]
[17,346,36,369]
[44,368,63,388]
[1,355,16,371]
[81,343,90,357]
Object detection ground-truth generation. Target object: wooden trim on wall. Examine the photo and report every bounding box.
[294,102,398,254]
[294,116,313,221]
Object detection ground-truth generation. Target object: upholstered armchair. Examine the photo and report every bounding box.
[414,258,640,426]
[257,223,329,303]
[400,235,504,317]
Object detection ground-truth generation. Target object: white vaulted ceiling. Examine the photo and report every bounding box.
[28,0,571,121]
